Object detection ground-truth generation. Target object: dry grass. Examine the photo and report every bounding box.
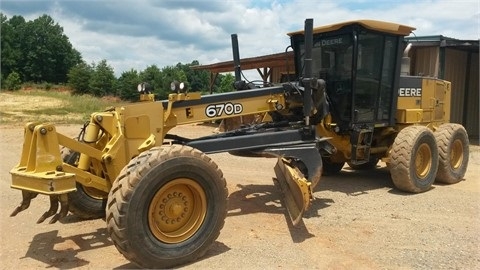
[0,89,125,125]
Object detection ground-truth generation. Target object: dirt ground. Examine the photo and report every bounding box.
[1,123,479,269]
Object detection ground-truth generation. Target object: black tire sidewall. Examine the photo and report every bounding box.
[62,149,107,219]
[437,124,469,181]
[125,156,226,266]
[67,183,107,218]
[322,158,345,175]
[409,129,438,190]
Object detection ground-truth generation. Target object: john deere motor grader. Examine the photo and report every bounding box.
[9,19,469,268]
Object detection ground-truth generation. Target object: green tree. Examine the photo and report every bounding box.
[23,15,82,83]
[89,60,116,97]
[3,71,22,90]
[117,69,140,101]
[1,14,25,81]
[1,13,82,83]
[217,73,235,93]
[139,65,162,93]
[68,62,94,95]
[175,61,210,92]
[160,65,188,99]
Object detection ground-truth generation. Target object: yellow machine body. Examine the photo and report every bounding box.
[10,89,289,196]
[9,18,469,269]
[396,77,451,125]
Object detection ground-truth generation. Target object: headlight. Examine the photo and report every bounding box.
[170,81,186,93]
[170,81,178,92]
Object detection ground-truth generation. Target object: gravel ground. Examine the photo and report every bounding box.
[1,123,479,269]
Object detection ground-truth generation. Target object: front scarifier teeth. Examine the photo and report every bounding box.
[36,195,60,223]
[10,191,38,217]
[48,194,69,224]
[11,191,69,224]
[37,194,69,224]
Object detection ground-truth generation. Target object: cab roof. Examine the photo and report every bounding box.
[287,19,416,37]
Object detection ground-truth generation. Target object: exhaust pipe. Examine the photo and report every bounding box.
[231,34,242,82]
[401,43,412,75]
[303,18,314,125]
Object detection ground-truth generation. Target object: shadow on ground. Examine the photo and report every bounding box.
[316,165,395,195]
[23,228,111,269]
[112,241,231,269]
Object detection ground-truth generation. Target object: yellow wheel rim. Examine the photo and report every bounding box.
[450,139,464,170]
[148,178,207,244]
[415,143,432,179]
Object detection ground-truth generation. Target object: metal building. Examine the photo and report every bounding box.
[405,36,479,143]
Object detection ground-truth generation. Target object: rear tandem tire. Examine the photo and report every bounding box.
[434,123,469,184]
[106,145,228,269]
[390,126,438,193]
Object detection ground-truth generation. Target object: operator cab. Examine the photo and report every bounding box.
[289,20,415,164]
[289,20,415,132]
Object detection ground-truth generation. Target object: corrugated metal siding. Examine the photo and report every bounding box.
[410,46,478,142]
[444,49,467,125]
[413,47,439,77]
[466,52,479,140]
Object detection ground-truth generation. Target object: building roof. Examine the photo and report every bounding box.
[287,19,416,37]
[191,51,294,73]
[405,35,479,52]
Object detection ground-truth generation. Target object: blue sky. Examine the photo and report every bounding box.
[1,0,479,77]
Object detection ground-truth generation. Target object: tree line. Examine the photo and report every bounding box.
[1,13,235,100]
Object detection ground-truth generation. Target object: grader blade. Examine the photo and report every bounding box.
[274,158,313,226]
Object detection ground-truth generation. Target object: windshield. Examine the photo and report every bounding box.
[298,34,354,81]
[295,29,399,127]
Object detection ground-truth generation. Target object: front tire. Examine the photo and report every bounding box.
[106,145,228,269]
[390,126,438,193]
[62,148,107,219]
[321,158,345,175]
[434,123,469,184]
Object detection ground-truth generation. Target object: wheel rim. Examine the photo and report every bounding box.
[148,178,207,244]
[415,143,432,179]
[450,139,464,170]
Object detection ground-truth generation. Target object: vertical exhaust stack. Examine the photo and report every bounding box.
[303,18,314,126]
[401,43,412,76]
[231,34,242,82]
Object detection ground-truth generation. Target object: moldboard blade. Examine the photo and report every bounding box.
[274,158,312,226]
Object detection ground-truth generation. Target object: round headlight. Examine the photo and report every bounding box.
[170,81,178,92]
[137,83,143,92]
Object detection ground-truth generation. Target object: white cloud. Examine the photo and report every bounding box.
[2,0,478,77]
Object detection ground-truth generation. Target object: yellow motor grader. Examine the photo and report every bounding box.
[9,19,469,268]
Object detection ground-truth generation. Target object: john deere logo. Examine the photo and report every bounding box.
[398,87,422,97]
[321,38,343,46]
